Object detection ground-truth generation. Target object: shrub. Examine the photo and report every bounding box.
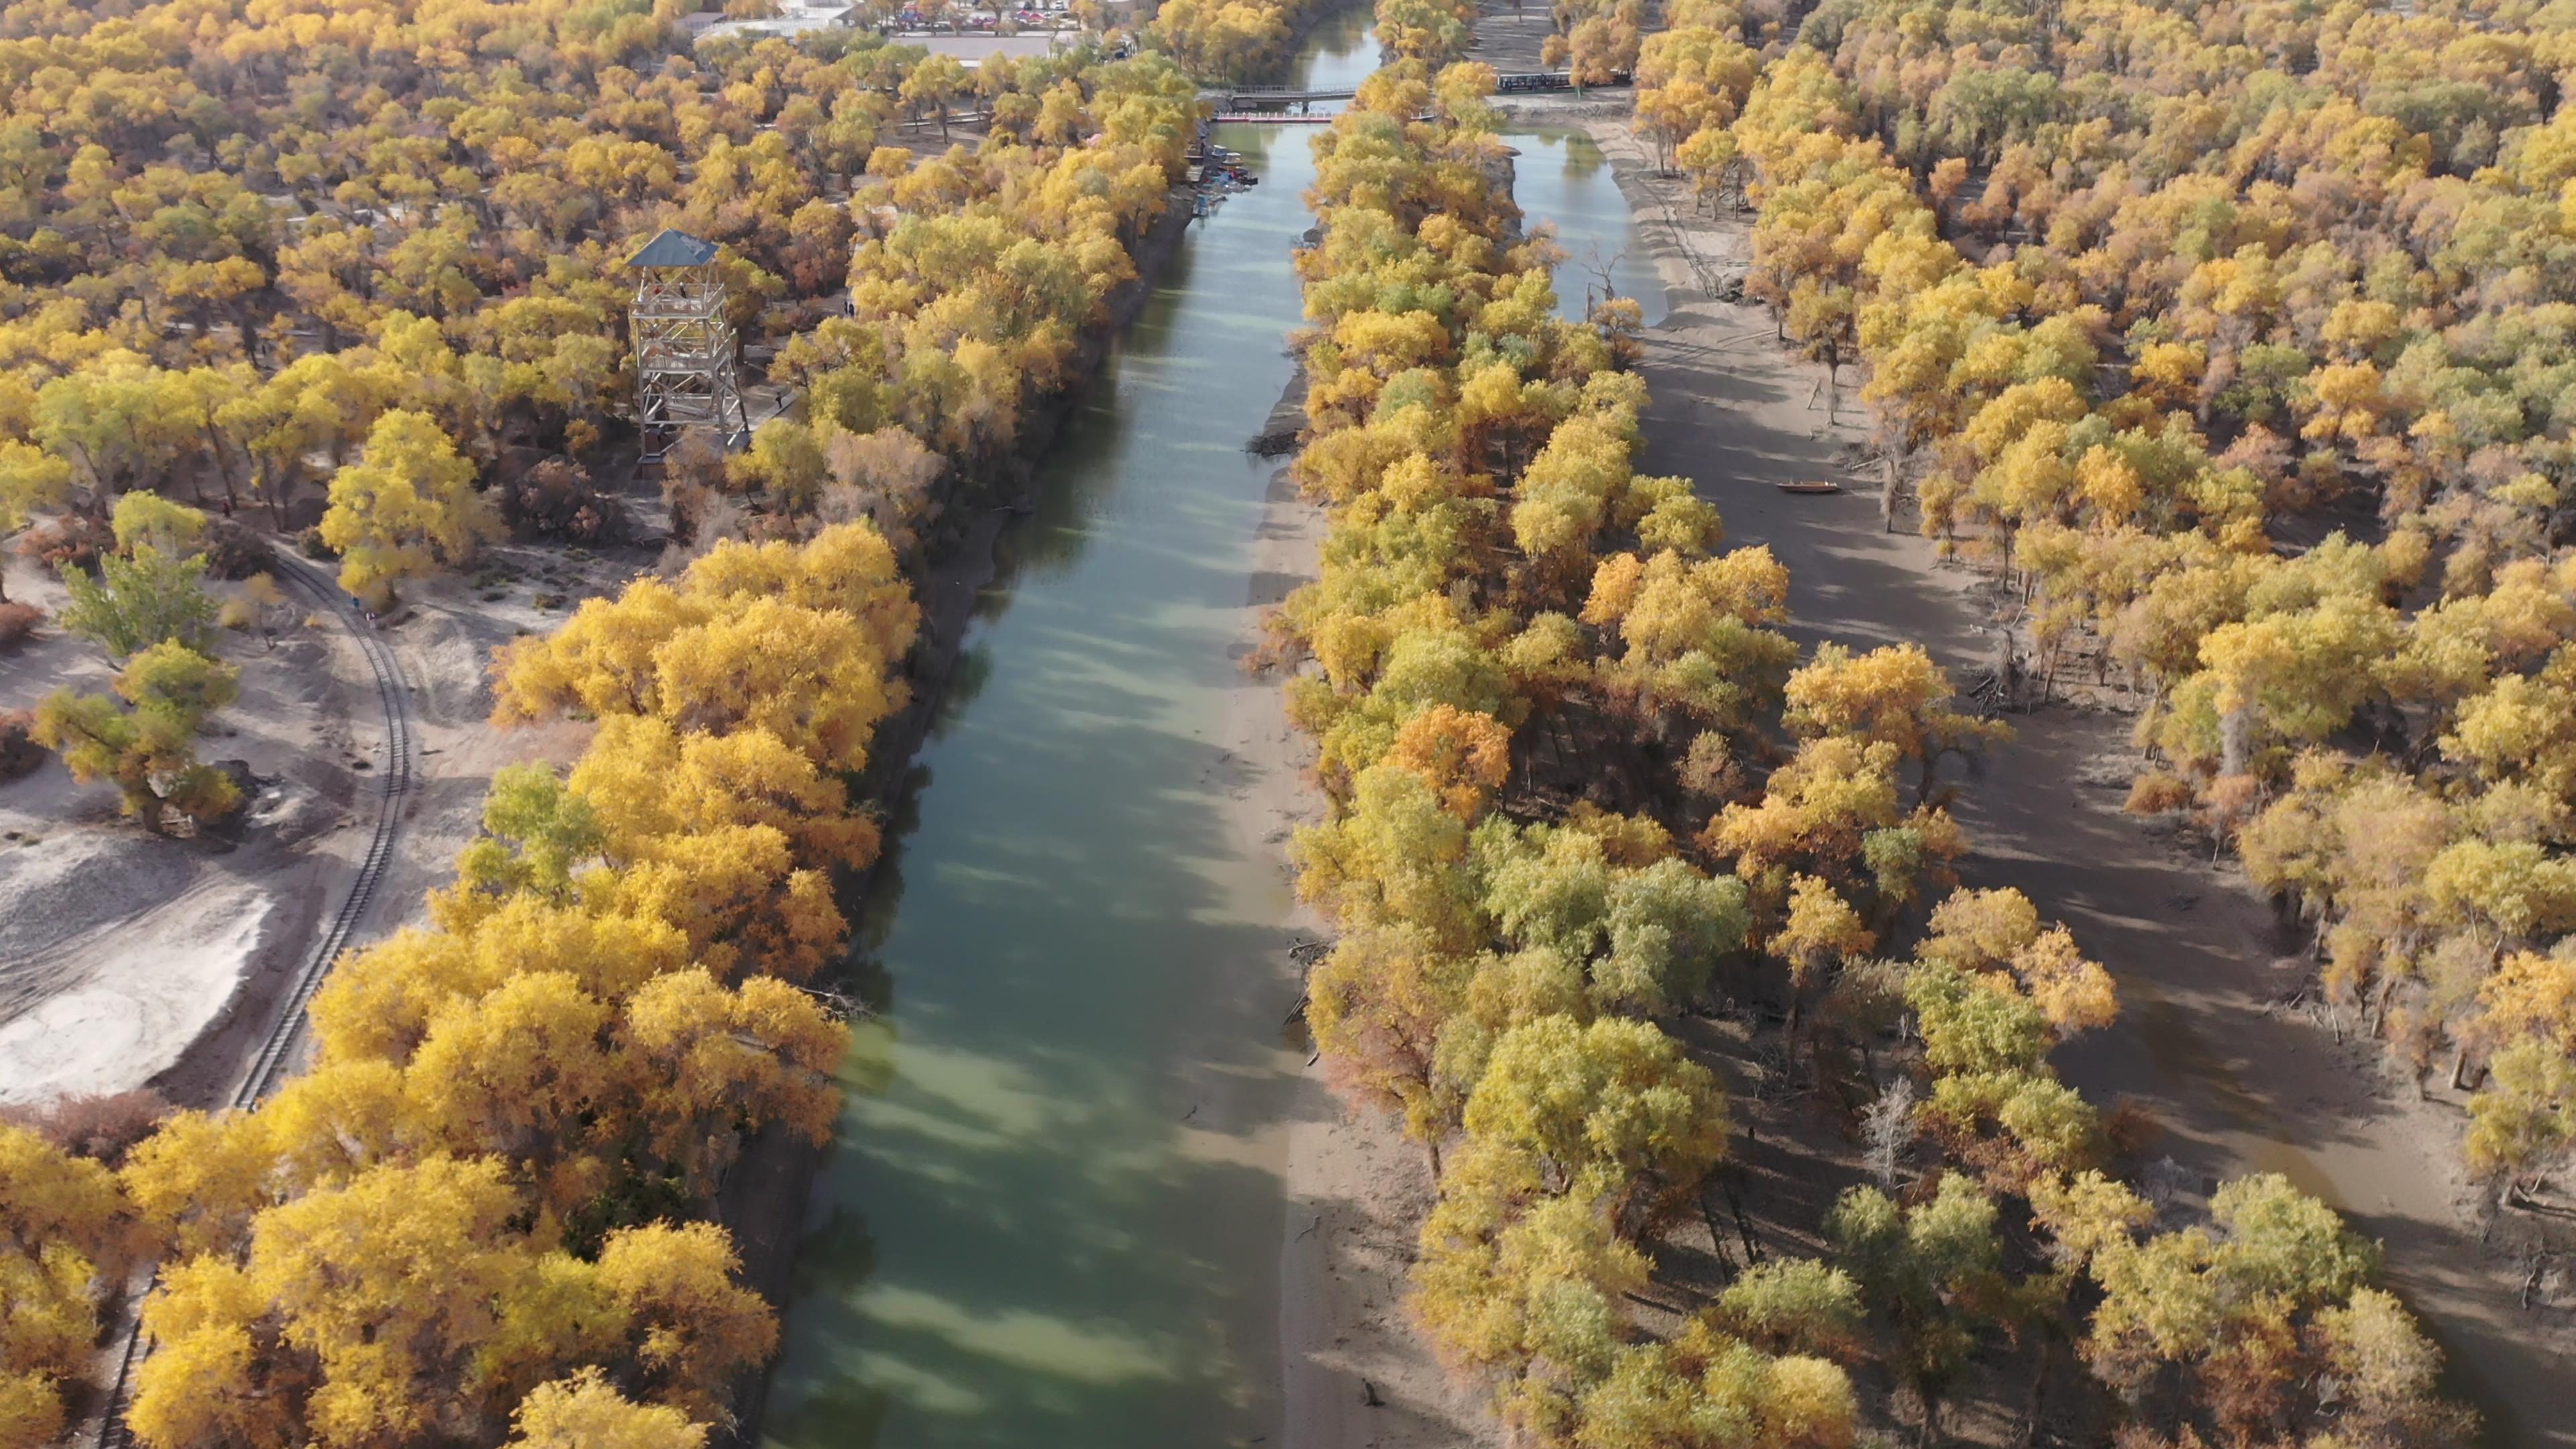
[298,525,338,561]
[200,517,278,580]
[0,1089,174,1166]
[0,600,40,650]
[504,458,624,543]
[0,707,43,782]
[2125,770,2194,815]
[15,513,110,577]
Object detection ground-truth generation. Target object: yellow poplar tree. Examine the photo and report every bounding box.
[319,409,501,608]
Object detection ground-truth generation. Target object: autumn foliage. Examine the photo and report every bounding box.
[1278,52,1893,1448]
[1683,0,2576,1196]
[0,1,1201,592]
[1272,2,2476,1445]
[1149,0,1336,83]
[0,2,1221,1438]
[56,523,910,1449]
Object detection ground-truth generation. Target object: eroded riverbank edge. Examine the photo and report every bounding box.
[714,191,1201,1448]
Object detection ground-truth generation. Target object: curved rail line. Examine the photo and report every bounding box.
[92,552,417,1449]
[231,556,417,1108]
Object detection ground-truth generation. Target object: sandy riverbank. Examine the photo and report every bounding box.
[1569,111,2576,1448]
[1223,364,1491,1448]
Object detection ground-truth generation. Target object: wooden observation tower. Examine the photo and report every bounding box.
[628,228,749,462]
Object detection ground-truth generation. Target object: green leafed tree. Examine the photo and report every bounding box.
[58,546,218,660]
[445,763,612,910]
[1462,1013,1731,1227]
[1826,1175,2007,1441]
[2080,1174,2471,1446]
[32,641,241,832]
[1575,1313,1859,1449]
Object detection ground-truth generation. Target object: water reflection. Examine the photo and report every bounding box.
[1506,127,1666,325]
[757,21,1357,1449]
[759,15,1668,1449]
[1287,5,1380,101]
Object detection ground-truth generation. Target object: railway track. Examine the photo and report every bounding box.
[231,556,417,1108]
[91,552,417,1449]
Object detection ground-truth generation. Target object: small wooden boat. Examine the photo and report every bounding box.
[1776,480,1842,494]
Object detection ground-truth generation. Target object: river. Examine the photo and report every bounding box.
[757,12,1652,1448]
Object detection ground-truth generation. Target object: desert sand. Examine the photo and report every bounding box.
[0,539,631,1110]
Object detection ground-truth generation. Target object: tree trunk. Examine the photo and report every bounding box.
[2218,700,2255,778]
[1699,1188,1735,1277]
[2021,1338,2050,1447]
[1725,1174,1760,1265]
[201,427,241,513]
[1785,985,1807,1071]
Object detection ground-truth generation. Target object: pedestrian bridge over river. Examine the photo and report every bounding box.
[1200,84,1358,107]
[1199,70,1609,109]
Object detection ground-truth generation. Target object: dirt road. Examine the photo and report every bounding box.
[1583,118,2576,1448]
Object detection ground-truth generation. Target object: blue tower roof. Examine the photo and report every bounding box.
[627,228,720,268]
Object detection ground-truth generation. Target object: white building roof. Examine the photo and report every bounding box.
[692,3,858,46]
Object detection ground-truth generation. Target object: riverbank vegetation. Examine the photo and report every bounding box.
[1644,0,2576,1203]
[0,522,909,1449]
[1148,0,1344,83]
[1271,5,2481,1445]
[1283,63,1863,1440]
[0,1,1224,1444]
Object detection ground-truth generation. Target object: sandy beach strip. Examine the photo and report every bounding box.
[1217,354,1491,1448]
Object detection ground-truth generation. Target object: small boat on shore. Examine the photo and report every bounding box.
[1777,480,1842,494]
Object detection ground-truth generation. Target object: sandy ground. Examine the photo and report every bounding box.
[337,546,631,980]
[1576,115,2576,1447]
[8,515,661,1449]
[0,555,356,1105]
[1226,394,1493,1448]
[1467,2,1558,72]
[0,535,630,1111]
